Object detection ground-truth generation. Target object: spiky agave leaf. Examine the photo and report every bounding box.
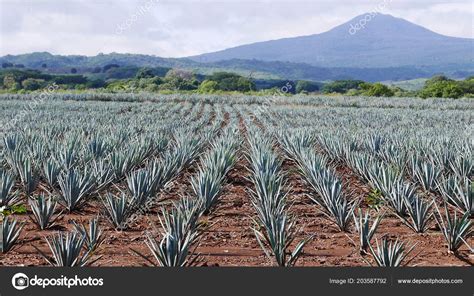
[189,131,239,214]
[0,169,20,207]
[42,158,61,188]
[191,168,223,213]
[17,157,39,196]
[101,192,133,230]
[57,169,95,212]
[87,137,110,159]
[1,216,24,253]
[365,133,385,155]
[110,150,134,180]
[353,209,383,253]
[247,145,282,178]
[295,148,328,181]
[438,177,473,216]
[453,179,473,217]
[90,159,114,191]
[132,205,201,267]
[29,194,60,230]
[437,175,458,203]
[35,231,98,266]
[201,145,237,179]
[300,163,337,207]
[368,237,417,267]
[347,152,376,182]
[318,133,355,162]
[413,161,441,192]
[26,136,49,165]
[135,231,199,267]
[3,134,22,154]
[278,131,315,162]
[385,182,416,216]
[325,194,357,232]
[449,155,473,179]
[368,165,401,197]
[148,157,178,190]
[126,169,156,208]
[434,203,472,253]
[300,164,356,231]
[53,140,79,171]
[73,217,104,252]
[253,213,312,267]
[379,144,408,173]
[249,170,288,227]
[399,197,433,233]
[172,197,203,232]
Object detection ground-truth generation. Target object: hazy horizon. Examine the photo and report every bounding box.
[0,0,473,58]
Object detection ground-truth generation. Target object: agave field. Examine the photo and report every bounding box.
[0,93,472,267]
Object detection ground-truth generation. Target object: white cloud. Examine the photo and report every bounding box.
[0,0,472,57]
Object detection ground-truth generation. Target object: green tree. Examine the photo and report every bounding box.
[160,69,198,91]
[420,80,463,99]
[2,74,17,89]
[362,83,395,97]
[458,77,474,95]
[135,67,155,79]
[322,80,365,94]
[425,75,450,85]
[296,80,320,93]
[21,78,45,91]
[198,80,219,93]
[2,62,13,68]
[206,72,255,92]
[441,82,463,98]
[85,79,106,89]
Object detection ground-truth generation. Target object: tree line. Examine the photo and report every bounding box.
[1,66,472,99]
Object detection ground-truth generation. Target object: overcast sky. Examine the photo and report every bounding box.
[0,0,472,57]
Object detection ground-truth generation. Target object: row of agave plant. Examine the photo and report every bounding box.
[0,99,212,182]
[244,102,472,265]
[191,128,240,213]
[0,102,221,263]
[1,93,472,111]
[131,126,241,266]
[246,128,312,266]
[0,130,168,206]
[248,107,388,266]
[318,132,473,216]
[278,131,356,232]
[363,134,472,215]
[0,132,171,257]
[0,100,218,211]
[243,109,424,267]
[101,129,211,230]
[1,215,105,266]
[316,132,472,255]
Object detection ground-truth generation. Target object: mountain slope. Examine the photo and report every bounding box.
[0,52,197,69]
[191,13,474,68]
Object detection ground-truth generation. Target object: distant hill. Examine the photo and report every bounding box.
[191,13,474,68]
[0,52,195,69]
[1,52,448,82]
